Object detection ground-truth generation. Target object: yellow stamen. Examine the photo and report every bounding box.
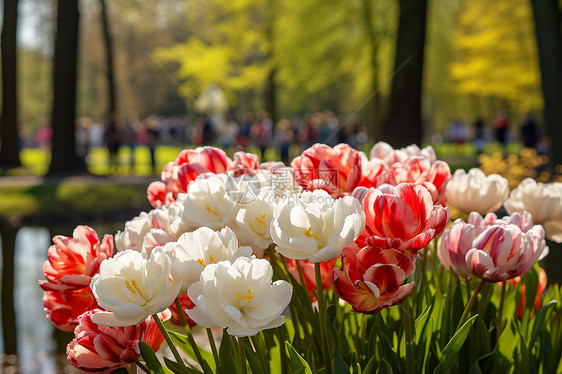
[255,214,267,229]
[206,205,218,216]
[304,227,319,241]
[235,288,255,301]
[196,255,217,268]
[125,280,143,298]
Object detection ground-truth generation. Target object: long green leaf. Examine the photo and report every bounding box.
[168,330,216,372]
[286,341,313,374]
[433,315,478,374]
[529,300,558,350]
[139,341,175,374]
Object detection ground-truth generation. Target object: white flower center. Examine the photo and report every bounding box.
[234,288,255,308]
[125,279,145,300]
[196,255,217,268]
[304,226,320,241]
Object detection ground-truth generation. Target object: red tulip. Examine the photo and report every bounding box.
[291,143,361,196]
[286,258,337,297]
[43,288,99,332]
[67,309,170,374]
[168,294,197,326]
[355,183,449,257]
[230,151,260,171]
[40,226,113,292]
[333,245,415,314]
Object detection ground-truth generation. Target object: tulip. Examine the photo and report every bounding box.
[508,267,548,319]
[445,168,509,215]
[333,245,415,314]
[286,258,337,297]
[270,190,365,263]
[40,225,113,292]
[168,294,197,326]
[147,181,174,209]
[369,142,436,166]
[229,151,260,171]
[161,226,252,290]
[504,178,562,242]
[115,211,153,252]
[43,288,99,332]
[291,143,362,195]
[175,174,235,230]
[91,248,181,327]
[67,309,170,374]
[356,183,449,257]
[186,257,293,337]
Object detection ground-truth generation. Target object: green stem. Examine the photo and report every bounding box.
[497,281,507,332]
[296,260,308,290]
[276,327,289,374]
[238,337,247,374]
[129,362,137,374]
[136,361,149,374]
[206,328,220,370]
[465,279,471,302]
[315,262,331,371]
[151,313,188,373]
[403,300,414,374]
[183,320,209,373]
[175,297,188,326]
[456,279,486,332]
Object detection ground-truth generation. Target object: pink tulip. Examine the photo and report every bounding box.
[291,143,362,196]
[358,158,391,189]
[333,244,415,314]
[230,151,260,171]
[67,309,170,374]
[355,183,449,257]
[439,211,549,282]
[147,146,232,208]
[40,226,113,292]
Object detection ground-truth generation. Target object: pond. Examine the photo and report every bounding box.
[0,222,123,373]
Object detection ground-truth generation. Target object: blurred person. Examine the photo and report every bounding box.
[347,121,368,149]
[123,117,140,173]
[76,117,91,162]
[274,119,294,165]
[145,116,161,174]
[104,117,121,175]
[200,114,216,145]
[238,111,254,148]
[449,118,468,146]
[217,113,239,149]
[493,109,511,149]
[251,111,273,161]
[89,121,105,148]
[35,124,52,150]
[473,117,486,154]
[520,112,542,150]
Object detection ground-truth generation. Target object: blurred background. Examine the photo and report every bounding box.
[0,0,561,372]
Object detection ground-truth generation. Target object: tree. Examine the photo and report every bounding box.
[0,0,22,169]
[530,0,562,167]
[384,0,428,147]
[99,0,118,124]
[448,0,542,112]
[48,0,85,175]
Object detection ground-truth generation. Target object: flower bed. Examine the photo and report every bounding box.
[39,142,562,373]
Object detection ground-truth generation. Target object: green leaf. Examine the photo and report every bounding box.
[285,341,313,374]
[139,341,175,374]
[362,356,377,374]
[376,357,393,374]
[168,331,216,372]
[219,330,237,374]
[433,315,478,374]
[529,299,557,350]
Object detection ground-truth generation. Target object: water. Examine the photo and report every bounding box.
[0,226,82,373]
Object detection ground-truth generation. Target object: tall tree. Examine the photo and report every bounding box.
[383,0,428,147]
[530,0,562,167]
[0,0,22,169]
[99,0,117,123]
[48,0,84,175]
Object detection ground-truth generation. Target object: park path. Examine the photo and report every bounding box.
[0,175,156,188]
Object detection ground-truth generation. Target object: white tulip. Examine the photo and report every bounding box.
[161,227,253,290]
[445,168,509,215]
[115,211,152,252]
[370,141,436,166]
[270,190,365,263]
[91,248,180,327]
[504,178,562,242]
[176,174,235,230]
[234,193,276,251]
[186,257,292,337]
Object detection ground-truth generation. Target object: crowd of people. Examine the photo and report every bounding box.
[22,108,546,174]
[446,110,545,154]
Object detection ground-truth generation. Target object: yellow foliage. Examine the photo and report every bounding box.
[449,0,542,109]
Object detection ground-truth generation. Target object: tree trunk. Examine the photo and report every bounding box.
[48,0,85,175]
[264,0,277,122]
[99,0,117,123]
[1,223,19,356]
[383,0,428,148]
[361,0,383,140]
[530,0,562,168]
[0,0,22,169]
